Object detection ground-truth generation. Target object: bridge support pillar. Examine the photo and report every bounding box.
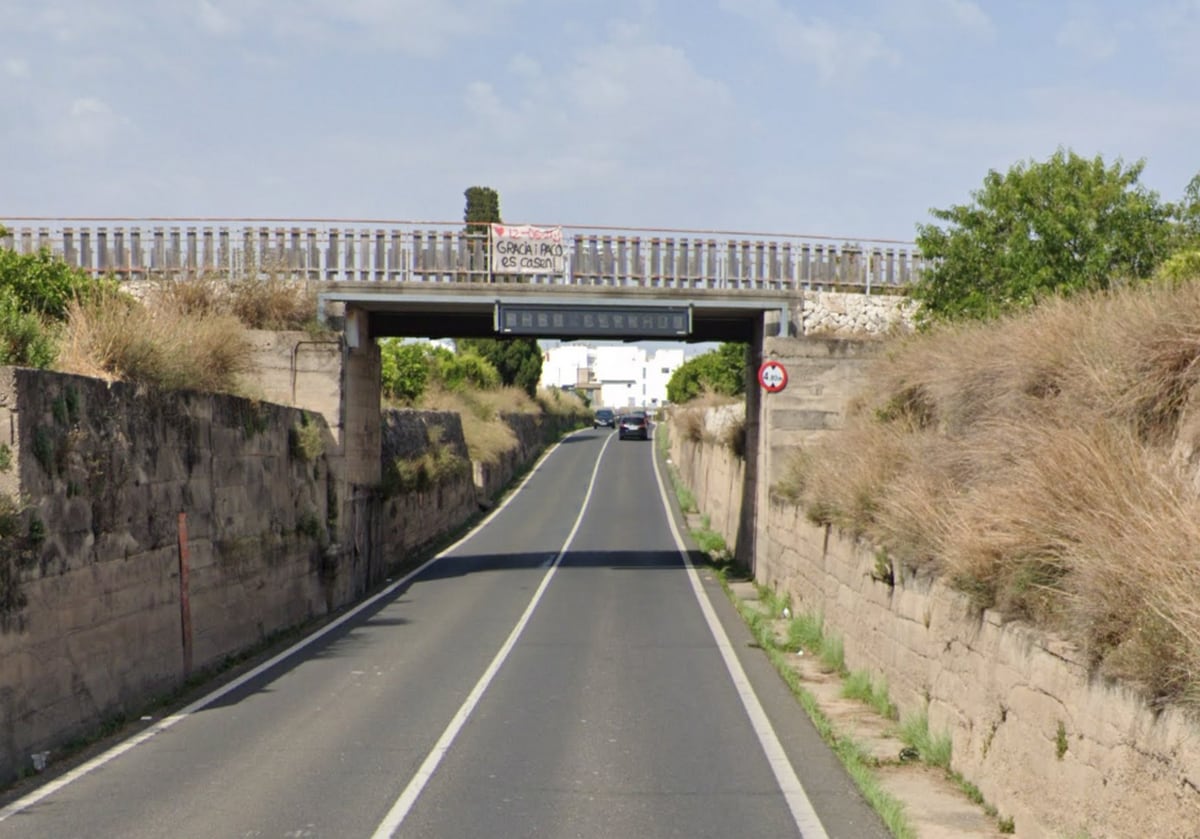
[734,316,765,573]
[763,302,801,338]
[340,305,382,488]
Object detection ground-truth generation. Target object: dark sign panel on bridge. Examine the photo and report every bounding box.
[496,303,691,338]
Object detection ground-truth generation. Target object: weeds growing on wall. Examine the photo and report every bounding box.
[382,424,472,498]
[0,494,43,627]
[289,412,324,462]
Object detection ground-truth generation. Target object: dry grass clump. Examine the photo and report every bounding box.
[419,384,535,464]
[56,286,253,394]
[228,274,319,331]
[534,387,589,417]
[784,279,1200,707]
[382,426,471,497]
[56,263,322,394]
[672,389,742,444]
[146,266,320,331]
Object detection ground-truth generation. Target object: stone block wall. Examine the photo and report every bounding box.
[0,362,584,785]
[799,289,917,337]
[472,412,585,502]
[668,411,1200,838]
[0,370,339,783]
[666,405,745,549]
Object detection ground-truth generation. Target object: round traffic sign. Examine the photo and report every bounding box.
[758,360,788,393]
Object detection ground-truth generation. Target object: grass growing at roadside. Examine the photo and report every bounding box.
[843,670,898,720]
[716,565,917,839]
[897,710,953,769]
[659,448,919,837]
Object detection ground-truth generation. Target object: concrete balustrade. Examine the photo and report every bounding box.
[1,219,925,293]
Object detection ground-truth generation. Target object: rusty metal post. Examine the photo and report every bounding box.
[178,512,193,678]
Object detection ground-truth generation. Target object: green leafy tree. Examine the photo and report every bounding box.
[666,342,747,404]
[463,186,501,278]
[463,186,501,232]
[429,345,502,391]
[457,337,542,396]
[0,246,103,320]
[454,185,542,394]
[913,149,1175,323]
[379,339,430,403]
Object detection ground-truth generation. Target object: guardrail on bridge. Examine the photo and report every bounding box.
[1,217,925,293]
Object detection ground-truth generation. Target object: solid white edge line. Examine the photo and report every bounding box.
[369,429,618,839]
[0,427,593,824]
[651,440,831,839]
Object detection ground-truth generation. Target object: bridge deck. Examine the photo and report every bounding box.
[2,218,923,295]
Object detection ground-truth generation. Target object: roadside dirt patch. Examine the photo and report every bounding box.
[727,579,1028,837]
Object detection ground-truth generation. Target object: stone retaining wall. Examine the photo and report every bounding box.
[800,289,917,337]
[668,412,1200,839]
[0,367,580,786]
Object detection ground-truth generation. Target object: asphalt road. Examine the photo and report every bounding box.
[0,426,891,839]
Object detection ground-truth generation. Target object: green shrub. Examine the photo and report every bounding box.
[0,246,104,320]
[379,339,430,403]
[431,347,501,391]
[0,287,57,368]
[666,342,747,404]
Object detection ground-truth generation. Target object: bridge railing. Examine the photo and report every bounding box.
[0,218,925,293]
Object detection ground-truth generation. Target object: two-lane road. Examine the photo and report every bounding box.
[0,426,890,838]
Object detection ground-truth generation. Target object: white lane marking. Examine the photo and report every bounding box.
[651,445,831,839]
[0,428,593,824]
[370,430,617,839]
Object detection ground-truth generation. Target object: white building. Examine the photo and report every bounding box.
[540,343,686,409]
[539,343,592,389]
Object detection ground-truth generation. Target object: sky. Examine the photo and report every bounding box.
[2,1,1199,244]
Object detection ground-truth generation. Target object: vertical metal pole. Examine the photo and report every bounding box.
[487,224,494,284]
[178,512,193,678]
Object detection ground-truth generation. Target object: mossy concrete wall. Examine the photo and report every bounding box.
[0,368,341,784]
[0,352,581,785]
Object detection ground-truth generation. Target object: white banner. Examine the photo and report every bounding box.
[489,223,565,276]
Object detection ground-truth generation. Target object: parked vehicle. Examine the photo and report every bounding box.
[618,411,649,440]
[593,408,616,429]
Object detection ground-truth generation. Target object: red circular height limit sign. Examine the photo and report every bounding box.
[758,360,788,393]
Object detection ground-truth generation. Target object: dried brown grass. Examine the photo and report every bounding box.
[534,387,589,418]
[419,385,534,464]
[146,264,319,331]
[672,389,742,444]
[56,286,253,394]
[785,279,1200,707]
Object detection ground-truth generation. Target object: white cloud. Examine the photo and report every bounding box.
[1151,0,1200,71]
[449,26,743,222]
[196,0,242,37]
[717,0,899,84]
[924,0,994,37]
[269,0,517,55]
[3,58,30,79]
[845,83,1200,221]
[1055,12,1120,61]
[52,97,131,152]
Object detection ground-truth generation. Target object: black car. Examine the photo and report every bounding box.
[618,412,649,440]
[593,408,616,429]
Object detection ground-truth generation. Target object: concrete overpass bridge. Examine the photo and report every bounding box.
[2,217,924,343]
[4,215,917,584]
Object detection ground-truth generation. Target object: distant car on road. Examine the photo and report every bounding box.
[618,411,649,440]
[593,408,616,429]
